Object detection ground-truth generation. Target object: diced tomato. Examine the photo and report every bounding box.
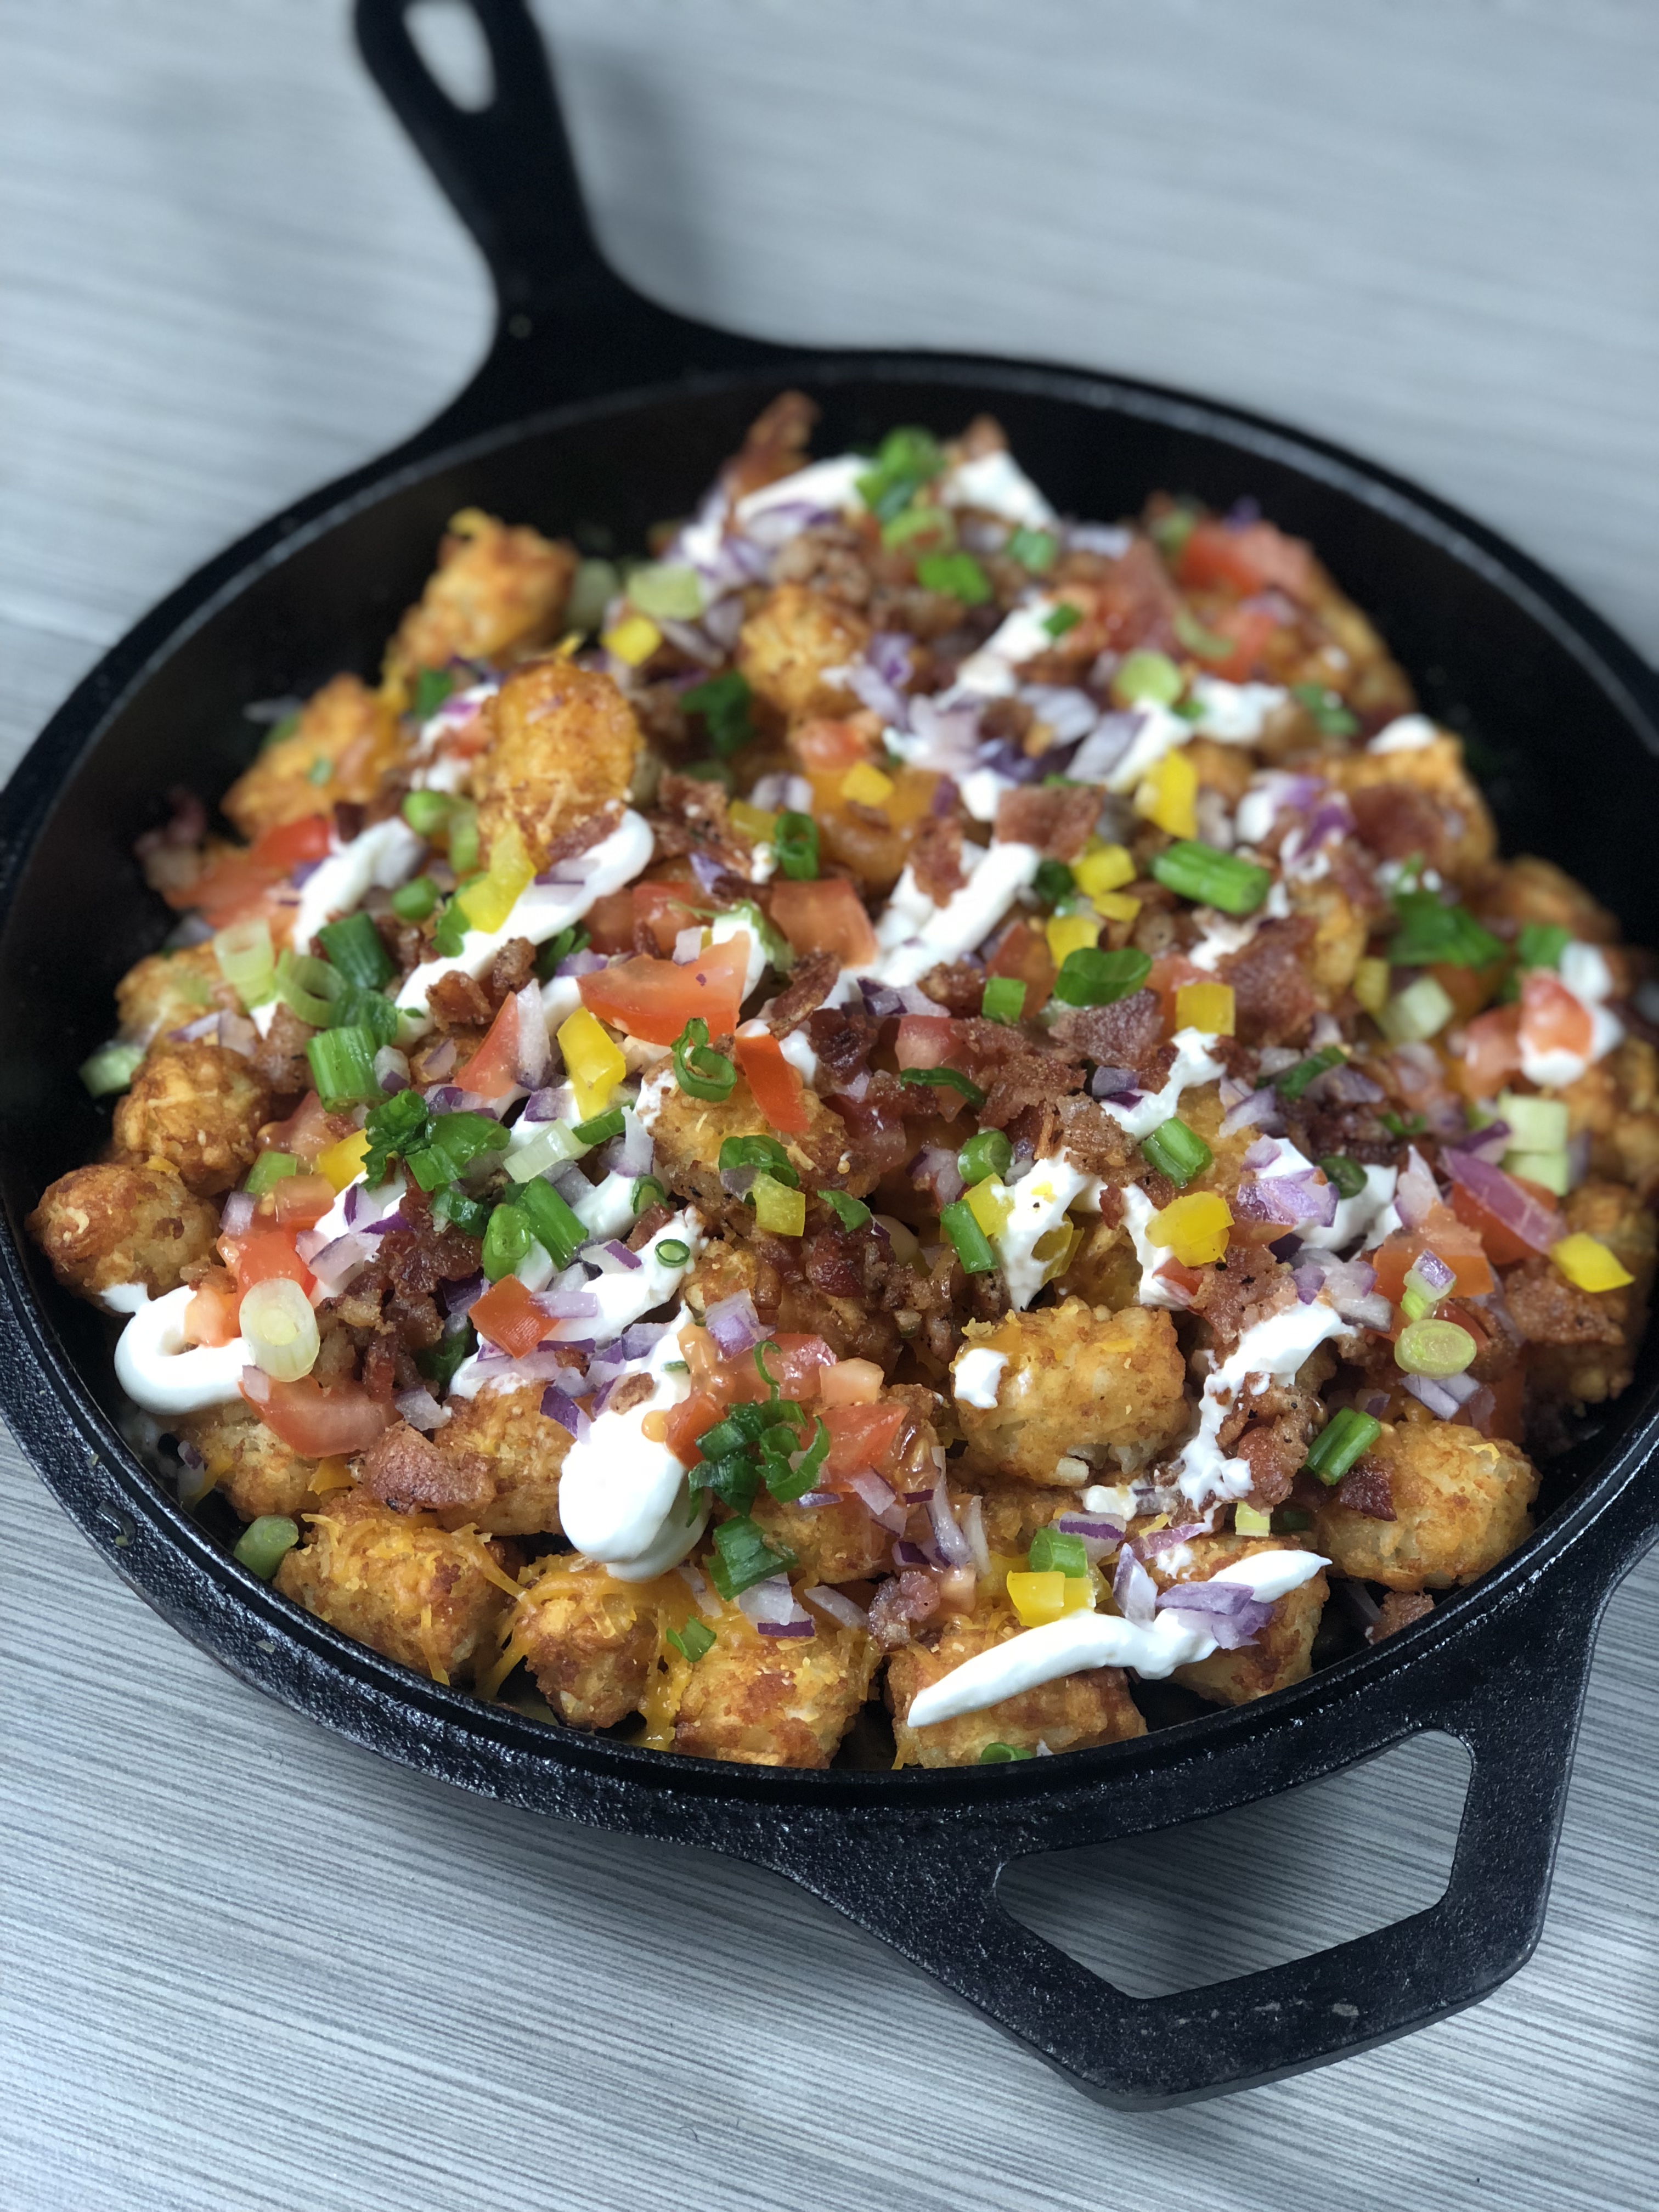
[633,879,708,956]
[663,1387,721,1465]
[272,1174,336,1229]
[986,917,1057,1005]
[895,1015,955,1069]
[770,877,878,966]
[183,1277,240,1347]
[1448,1181,1537,1268]
[240,1369,391,1457]
[1155,1258,1206,1301]
[723,1334,838,1407]
[1460,1004,1522,1097]
[249,815,332,871]
[1371,1206,1495,1305]
[162,851,275,925]
[460,993,527,1101]
[822,1400,906,1477]
[258,1092,348,1170]
[225,1227,314,1299]
[819,1357,883,1406]
[585,888,637,956]
[1191,603,1282,682]
[470,1275,550,1359]
[1520,969,1593,1064]
[733,1026,809,1133]
[1177,519,1315,603]
[1147,952,1209,1032]
[793,718,871,773]
[579,933,750,1046]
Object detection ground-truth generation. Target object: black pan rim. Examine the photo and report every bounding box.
[5,342,1659,1819]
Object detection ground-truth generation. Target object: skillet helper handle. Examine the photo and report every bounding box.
[760,1586,1604,2107]
[353,0,783,430]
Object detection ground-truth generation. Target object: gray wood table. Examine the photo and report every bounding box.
[4,5,1656,2206]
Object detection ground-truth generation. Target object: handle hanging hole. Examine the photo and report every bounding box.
[407,0,496,111]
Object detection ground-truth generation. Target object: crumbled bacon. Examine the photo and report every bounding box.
[487,937,537,1001]
[1369,1589,1433,1641]
[359,1421,493,1515]
[993,783,1100,861]
[765,950,839,1035]
[1503,1258,1623,1346]
[804,1005,879,1085]
[427,969,494,1031]
[1219,916,1321,1047]
[909,811,967,904]
[1052,989,1166,1080]
[1334,1456,1396,1520]
[1192,1238,1296,1351]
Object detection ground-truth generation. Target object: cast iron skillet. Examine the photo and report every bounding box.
[2,0,1657,2107]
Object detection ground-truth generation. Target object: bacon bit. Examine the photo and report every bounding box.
[1334,1457,1395,1521]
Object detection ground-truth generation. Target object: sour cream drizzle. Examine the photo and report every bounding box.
[870,838,1041,988]
[557,1316,709,1577]
[112,1284,248,1415]
[1173,1298,1348,1508]
[905,1549,1329,1725]
[292,817,426,956]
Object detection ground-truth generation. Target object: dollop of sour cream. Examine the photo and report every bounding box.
[292,817,426,956]
[953,1345,1007,1410]
[112,1284,248,1415]
[557,1317,708,1577]
[905,1549,1329,1725]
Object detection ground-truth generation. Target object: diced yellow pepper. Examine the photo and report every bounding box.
[1234,1503,1273,1536]
[600,613,662,666]
[1045,912,1101,968]
[1032,1221,1081,1284]
[1091,890,1142,925]
[309,1455,355,1495]
[728,799,778,844]
[1353,956,1391,1017]
[840,760,895,809]
[1133,746,1198,838]
[1006,1570,1096,1629]
[1550,1233,1634,1293]
[752,1173,806,1237]
[456,823,535,933]
[1175,981,1235,1036]
[317,1130,370,1192]
[1147,1189,1233,1266]
[966,1176,1013,1238]
[1073,839,1136,899]
[557,1007,627,1121]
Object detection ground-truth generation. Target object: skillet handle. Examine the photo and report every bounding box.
[752,1561,1619,2106]
[353,0,783,435]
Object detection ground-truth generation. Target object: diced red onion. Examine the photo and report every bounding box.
[1054,1514,1125,1560]
[424,1085,465,1114]
[1114,1547,1157,1627]
[673,926,703,964]
[1400,1373,1464,1419]
[1157,1582,1272,1647]
[1235,1170,1339,1228]
[1319,1064,1385,1106]
[1256,1048,1304,1078]
[534,856,594,885]
[217,1011,258,1058]
[689,850,726,895]
[394,1386,449,1431]
[363,1209,411,1237]
[373,1045,410,1093]
[758,1618,815,1639]
[750,771,814,813]
[1413,1248,1455,1295]
[1129,1521,1207,1560]
[1242,1135,1283,1170]
[910,1145,965,1206]
[532,1288,600,1320]
[555,949,607,978]
[960,1492,992,1577]
[540,1385,589,1436]
[704,1290,764,1356]
[868,630,915,689]
[520,1085,570,1123]
[858,978,904,1019]
[221,1190,256,1238]
[1220,1087,1283,1137]
[1344,1293,1394,1330]
[1088,1065,1141,1103]
[599,1110,654,1180]
[439,1272,484,1316]
[421,1037,457,1080]
[928,1469,974,1568]
[170,1012,221,1042]
[589,1238,642,1273]
[306,1232,375,1291]
[802,1583,870,1632]
[891,1538,935,1569]
[1358,1389,1391,1418]
[616,1319,673,1362]
[845,1468,909,1534]
[1441,1147,1564,1253]
[514,983,549,1088]
[1396,1146,1440,1229]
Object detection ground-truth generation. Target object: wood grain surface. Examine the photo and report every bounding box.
[3,5,1656,2207]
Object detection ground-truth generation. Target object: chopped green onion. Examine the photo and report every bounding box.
[516,1178,588,1270]
[957,1129,1012,1188]
[572,1108,626,1147]
[1052,946,1153,1008]
[656,1239,691,1267]
[405,1109,510,1189]
[981,976,1027,1024]
[1272,1503,1313,1533]
[481,1203,534,1283]
[326,982,399,1048]
[1515,922,1571,971]
[665,1618,715,1664]
[779,1415,830,1500]
[980,1741,1035,1763]
[1149,840,1273,915]
[305,1024,382,1109]
[917,551,993,606]
[244,1151,300,1197]
[1290,682,1359,737]
[719,1133,799,1188]
[1274,1045,1346,1099]
[672,1015,736,1102]
[1172,607,1235,661]
[565,556,619,634]
[1007,527,1058,573]
[362,1087,430,1184]
[213,916,277,1009]
[1148,503,1200,559]
[627,562,703,621]
[882,503,955,552]
[774,810,819,881]
[401,789,453,838]
[630,1174,668,1216]
[682,670,754,757]
[941,1197,998,1274]
[1040,601,1082,639]
[1234,1503,1273,1537]
[1139,1116,1212,1188]
[1378,974,1456,1044]
[411,667,456,721]
[681,759,735,788]
[663,1359,690,1374]
[707,1515,797,1599]
[1505,1147,1570,1195]
[418,1321,476,1392]
[1319,1154,1367,1201]
[317,911,396,990]
[1396,1317,1477,1379]
[261,710,301,749]
[1498,1090,1569,1151]
[1380,1109,1427,1139]
[430,895,470,958]
[534,923,591,980]
[79,1041,145,1098]
[306,757,332,786]
[1111,648,1182,706]
[1389,890,1504,969]
[819,1189,872,1232]
[1028,1527,1088,1577]
[1032,857,1075,909]
[898,1066,986,1106]
[1303,1407,1382,1484]
[446,800,480,876]
[390,874,439,922]
[233,1515,300,1579]
[275,947,343,1028]
[240,1276,320,1382]
[855,426,946,521]
[431,1184,491,1238]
